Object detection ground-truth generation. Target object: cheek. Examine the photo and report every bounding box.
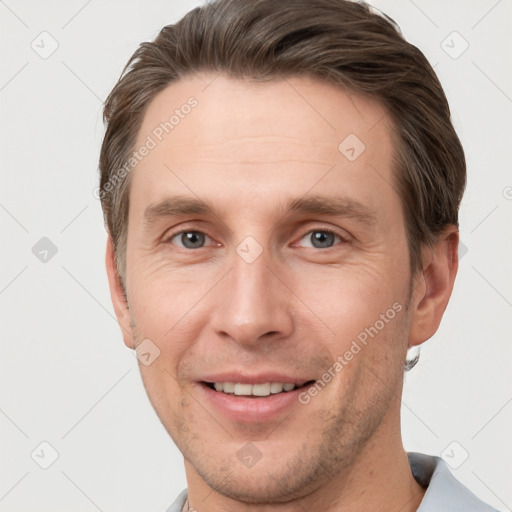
[291,260,409,388]
[127,256,213,334]
[293,261,402,330]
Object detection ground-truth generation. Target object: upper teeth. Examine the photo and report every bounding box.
[213,382,297,396]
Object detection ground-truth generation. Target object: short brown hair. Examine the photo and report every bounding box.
[99,0,466,290]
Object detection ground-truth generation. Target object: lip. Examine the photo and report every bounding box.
[198,372,311,386]
[196,379,315,423]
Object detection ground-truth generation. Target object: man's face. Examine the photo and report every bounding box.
[119,74,416,501]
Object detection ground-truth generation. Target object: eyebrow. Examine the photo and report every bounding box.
[142,194,376,228]
[143,196,213,225]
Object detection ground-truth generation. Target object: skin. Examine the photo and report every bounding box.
[106,74,459,511]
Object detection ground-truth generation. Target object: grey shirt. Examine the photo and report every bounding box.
[165,452,498,511]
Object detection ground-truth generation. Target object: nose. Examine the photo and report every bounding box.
[211,248,295,347]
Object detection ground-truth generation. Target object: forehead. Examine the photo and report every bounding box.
[129,73,397,219]
[136,73,392,153]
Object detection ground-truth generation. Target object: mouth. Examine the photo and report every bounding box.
[197,374,318,422]
[201,380,316,397]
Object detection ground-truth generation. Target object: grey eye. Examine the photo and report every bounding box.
[310,231,336,248]
[296,230,341,249]
[174,231,206,249]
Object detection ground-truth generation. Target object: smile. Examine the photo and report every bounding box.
[204,381,315,397]
[198,380,317,422]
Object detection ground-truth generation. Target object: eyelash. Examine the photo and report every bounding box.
[164,227,348,249]
[295,228,347,248]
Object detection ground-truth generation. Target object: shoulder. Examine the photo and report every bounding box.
[163,488,188,512]
[409,452,499,512]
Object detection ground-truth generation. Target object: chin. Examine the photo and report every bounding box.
[199,466,313,504]
[187,437,334,505]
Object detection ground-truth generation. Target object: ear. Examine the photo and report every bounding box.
[408,226,459,347]
[105,234,135,349]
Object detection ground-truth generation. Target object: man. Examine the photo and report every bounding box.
[98,0,497,510]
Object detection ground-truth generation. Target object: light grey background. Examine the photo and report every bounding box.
[1,1,510,511]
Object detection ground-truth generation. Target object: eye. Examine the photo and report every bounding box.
[296,229,343,249]
[169,230,212,249]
